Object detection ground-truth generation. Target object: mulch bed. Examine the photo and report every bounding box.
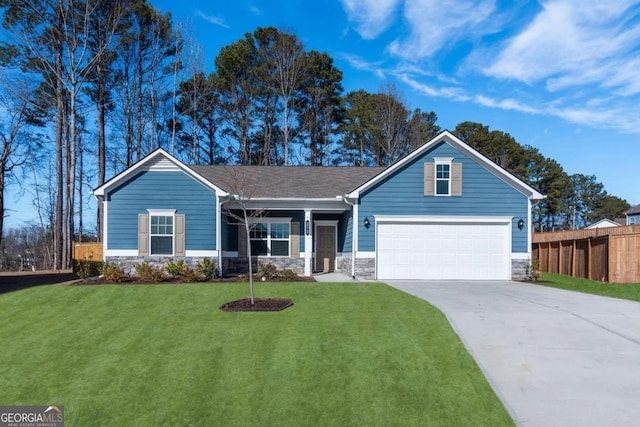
[72,275,315,286]
[220,297,294,312]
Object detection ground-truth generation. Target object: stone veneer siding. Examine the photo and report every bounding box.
[336,255,376,280]
[106,256,214,277]
[511,258,528,281]
[223,257,305,276]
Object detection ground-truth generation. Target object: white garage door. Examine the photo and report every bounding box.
[376,217,511,280]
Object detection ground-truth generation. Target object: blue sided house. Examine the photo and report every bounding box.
[93,131,545,281]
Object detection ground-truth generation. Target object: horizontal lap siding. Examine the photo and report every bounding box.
[108,171,217,250]
[359,142,529,252]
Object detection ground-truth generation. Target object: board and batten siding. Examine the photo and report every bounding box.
[107,170,217,250]
[358,141,530,252]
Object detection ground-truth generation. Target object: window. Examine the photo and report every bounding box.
[435,161,451,195]
[150,215,174,255]
[250,221,290,256]
[630,217,636,225]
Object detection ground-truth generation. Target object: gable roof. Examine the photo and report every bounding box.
[92,147,385,200]
[347,130,545,200]
[190,165,385,199]
[586,218,622,229]
[93,131,545,202]
[92,148,229,198]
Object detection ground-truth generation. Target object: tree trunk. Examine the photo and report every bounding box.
[54,47,64,270]
[97,65,106,242]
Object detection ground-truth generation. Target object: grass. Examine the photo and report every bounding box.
[0,282,513,427]
[538,272,640,302]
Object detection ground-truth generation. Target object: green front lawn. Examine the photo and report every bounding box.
[538,273,640,302]
[0,282,512,426]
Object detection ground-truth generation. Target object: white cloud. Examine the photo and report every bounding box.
[485,0,640,95]
[340,0,402,39]
[388,0,496,59]
[249,6,264,16]
[195,10,230,29]
[337,53,387,78]
[473,95,540,114]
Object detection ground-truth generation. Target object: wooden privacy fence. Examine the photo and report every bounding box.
[532,225,640,283]
[72,242,103,261]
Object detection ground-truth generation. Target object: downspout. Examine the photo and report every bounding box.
[342,195,357,279]
[217,195,223,277]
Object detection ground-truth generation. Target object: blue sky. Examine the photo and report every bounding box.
[5,0,640,230]
[149,0,639,205]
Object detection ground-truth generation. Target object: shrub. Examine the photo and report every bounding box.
[182,266,205,283]
[276,269,299,281]
[526,258,541,281]
[258,263,278,280]
[165,258,187,278]
[134,262,165,282]
[74,260,104,279]
[196,257,217,279]
[99,262,127,283]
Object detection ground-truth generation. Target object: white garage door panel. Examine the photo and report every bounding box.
[377,219,510,280]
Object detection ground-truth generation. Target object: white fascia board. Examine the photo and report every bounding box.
[347,130,545,201]
[93,148,228,198]
[374,215,513,224]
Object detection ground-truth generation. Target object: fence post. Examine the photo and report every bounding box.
[587,237,592,280]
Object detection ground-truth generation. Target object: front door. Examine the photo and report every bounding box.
[315,226,336,272]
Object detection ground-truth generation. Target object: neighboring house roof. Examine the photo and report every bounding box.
[625,205,640,215]
[189,165,385,199]
[586,219,621,229]
[615,217,627,226]
[347,130,545,200]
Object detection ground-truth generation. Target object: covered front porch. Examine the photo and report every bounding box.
[218,203,355,278]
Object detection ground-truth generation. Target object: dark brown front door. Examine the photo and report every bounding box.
[315,226,336,272]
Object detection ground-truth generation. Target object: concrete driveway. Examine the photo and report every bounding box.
[386,280,640,427]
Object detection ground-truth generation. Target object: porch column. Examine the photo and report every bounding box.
[304,209,312,276]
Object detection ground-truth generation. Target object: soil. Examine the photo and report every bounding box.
[220,297,294,312]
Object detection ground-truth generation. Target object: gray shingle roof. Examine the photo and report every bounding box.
[626,205,640,215]
[189,165,386,198]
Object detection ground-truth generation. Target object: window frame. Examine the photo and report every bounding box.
[249,218,292,257]
[434,158,453,196]
[148,209,176,256]
[630,217,636,225]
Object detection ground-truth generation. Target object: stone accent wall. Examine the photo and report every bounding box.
[355,258,376,280]
[222,257,304,276]
[512,258,529,281]
[336,255,376,280]
[106,256,214,277]
[336,256,352,277]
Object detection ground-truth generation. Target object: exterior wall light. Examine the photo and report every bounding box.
[363,217,371,229]
[305,219,310,235]
[517,218,525,230]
